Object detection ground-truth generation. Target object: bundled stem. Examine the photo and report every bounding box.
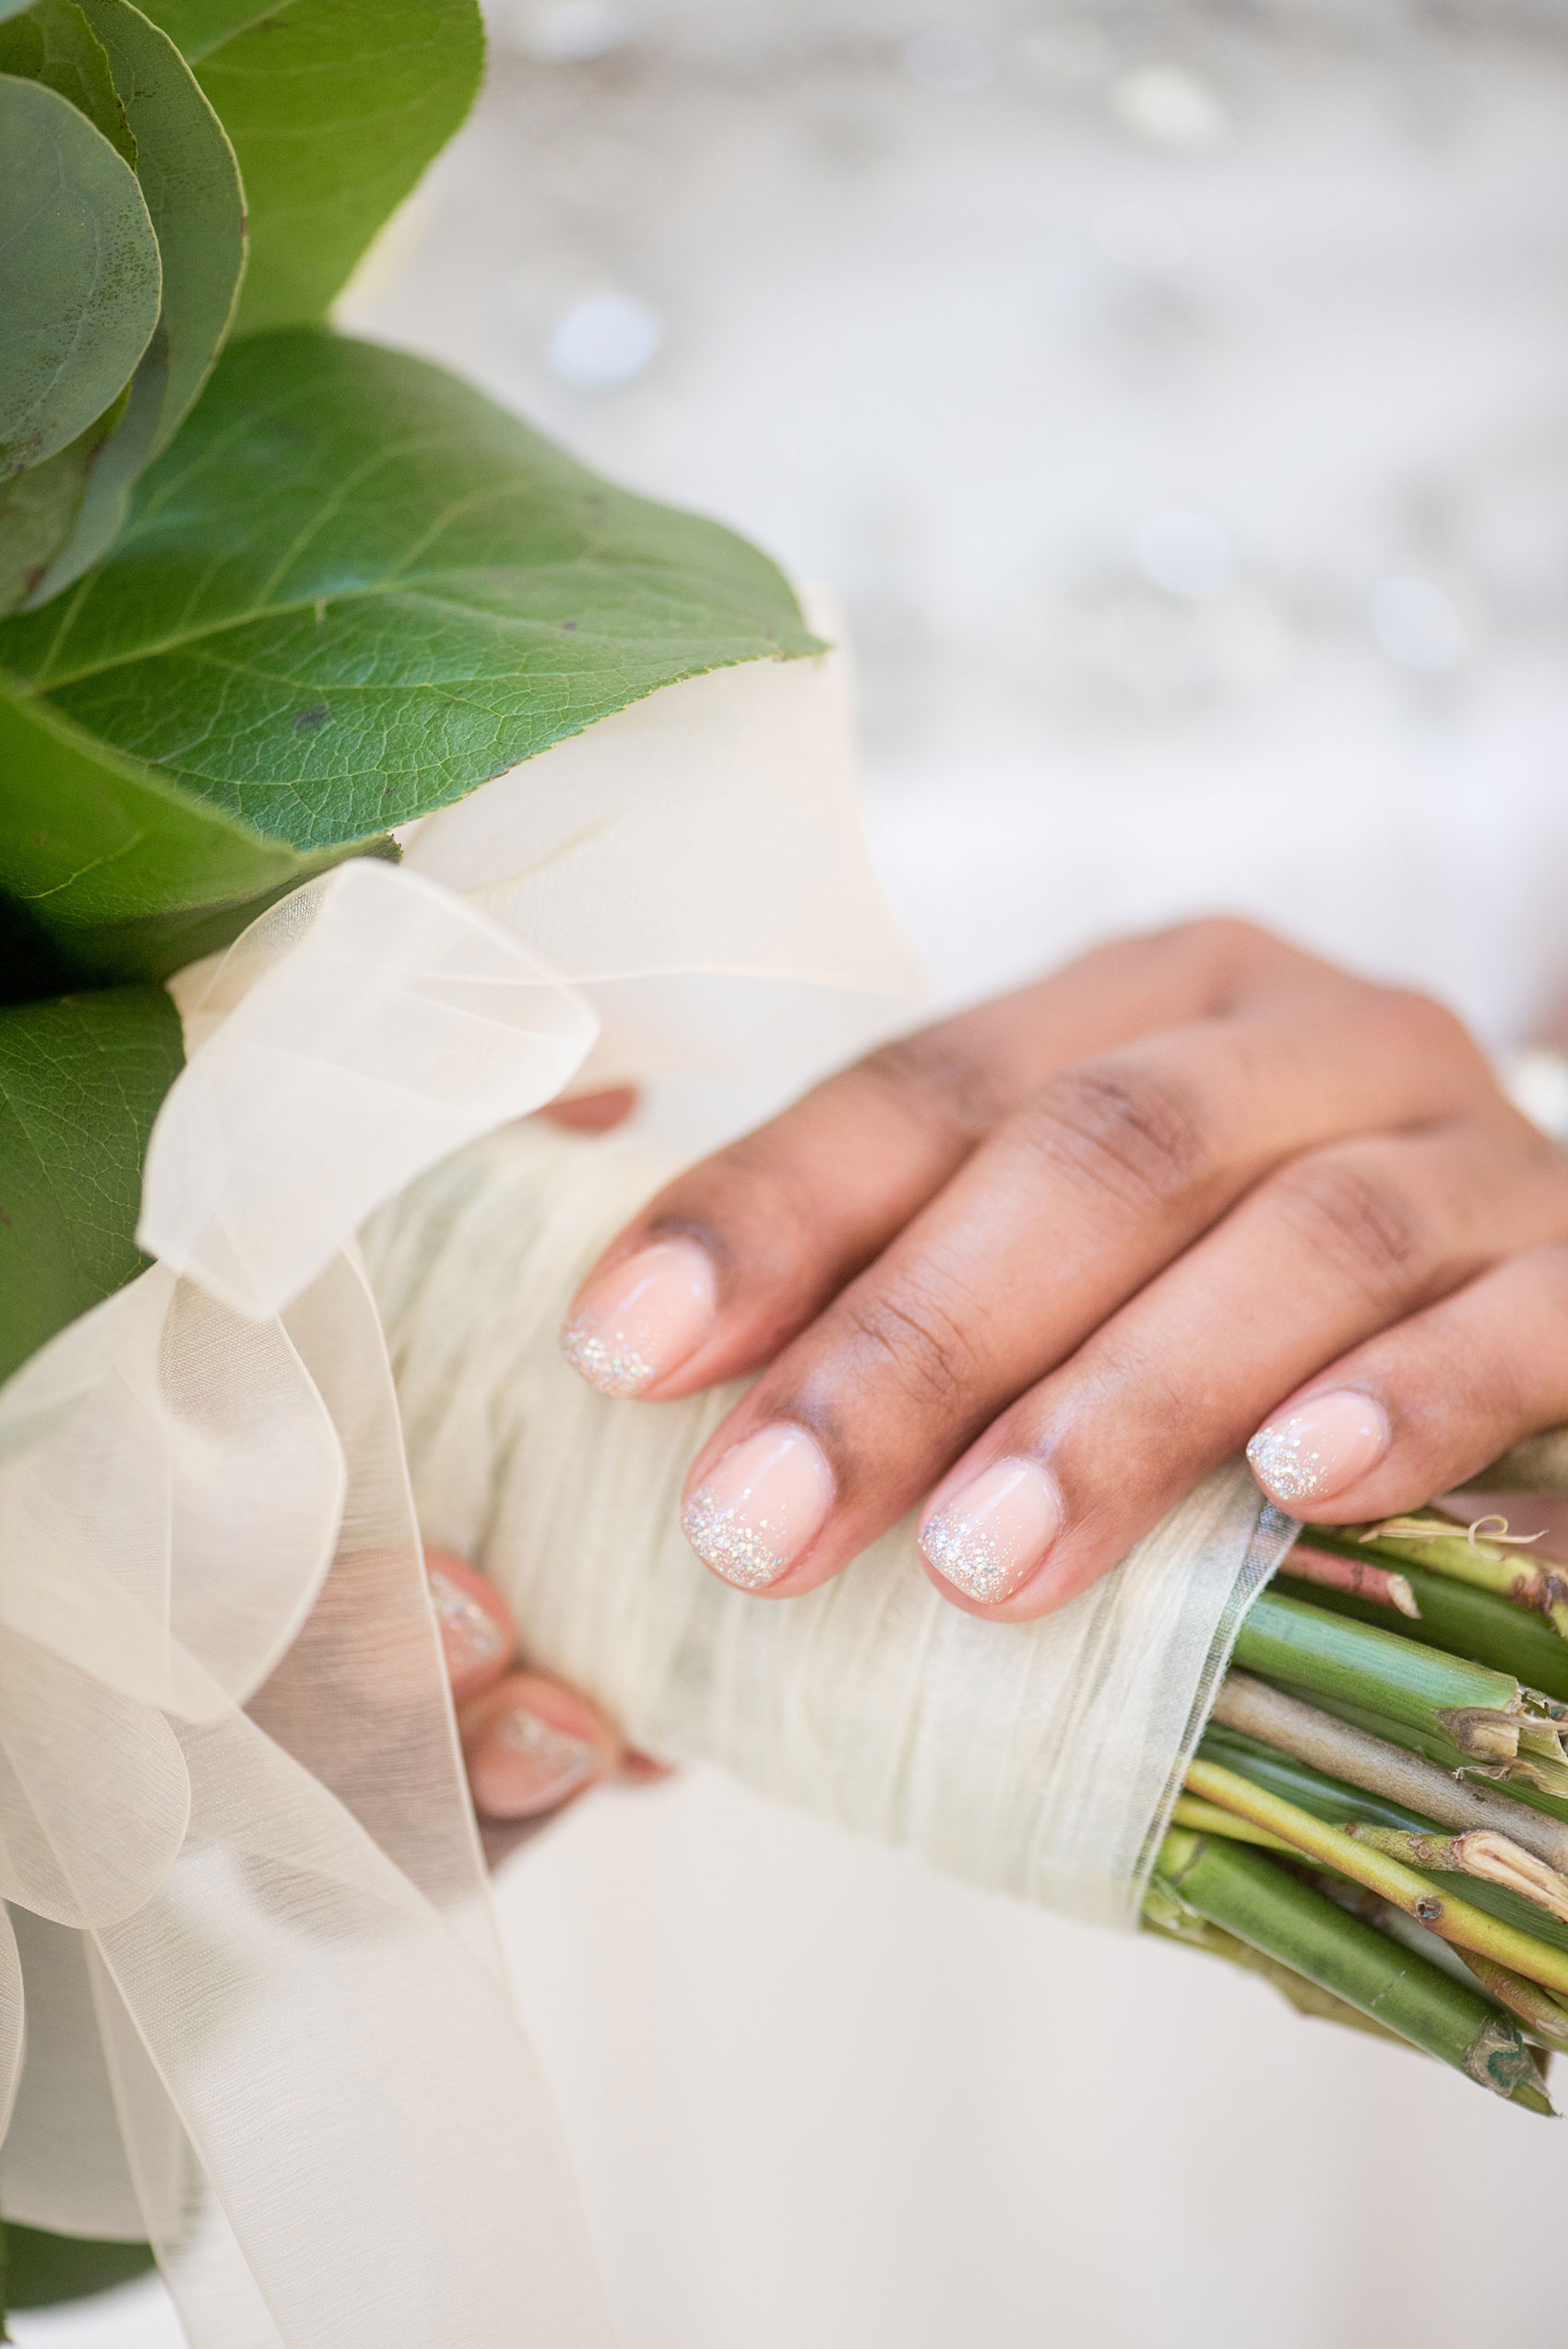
[1184,1758,1568,1997]
[1209,1673,1568,1870]
[1150,1829,1550,2108]
[1342,1824,1568,1927]
[1230,1592,1568,1789]
[1284,1543,1419,1617]
[1276,1556,1568,1707]
[1306,1515,1568,1644]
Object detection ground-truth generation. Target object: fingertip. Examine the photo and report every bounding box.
[460,1672,620,1820]
[425,1549,516,1703]
[540,1087,639,1134]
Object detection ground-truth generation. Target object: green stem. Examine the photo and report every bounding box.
[1142,1887,1419,2051]
[1186,1757,1568,1997]
[1233,1589,1525,1757]
[1276,1556,1568,1706]
[1151,1829,1551,2108]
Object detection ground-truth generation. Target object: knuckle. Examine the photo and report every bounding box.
[830,1276,991,1419]
[1023,1059,1210,1210]
[655,1137,815,1285]
[1148,915,1281,1003]
[1271,1150,1431,1304]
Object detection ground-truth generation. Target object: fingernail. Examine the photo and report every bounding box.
[428,1567,508,1690]
[1247,1391,1391,1507]
[919,1457,1063,1604]
[682,1424,836,1590]
[469,1707,598,1818]
[562,1239,717,1396]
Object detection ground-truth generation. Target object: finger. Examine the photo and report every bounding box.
[910,1118,1568,1617]
[460,1670,622,1834]
[560,920,1316,1401]
[540,1087,638,1133]
[676,997,1496,1600]
[425,1549,516,1704]
[1244,1244,1568,1524]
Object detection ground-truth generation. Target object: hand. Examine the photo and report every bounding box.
[559,919,1568,1620]
[427,1549,661,1862]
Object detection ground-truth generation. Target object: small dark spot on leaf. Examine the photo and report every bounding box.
[293,704,331,732]
[561,617,578,632]
[0,1208,12,1228]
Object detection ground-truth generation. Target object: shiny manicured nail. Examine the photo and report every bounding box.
[919,1457,1063,1604]
[1246,1391,1391,1508]
[682,1424,836,1591]
[562,1238,717,1396]
[428,1566,508,1693]
[469,1707,598,1818]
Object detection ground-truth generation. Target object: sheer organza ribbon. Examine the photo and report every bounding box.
[0,625,918,2344]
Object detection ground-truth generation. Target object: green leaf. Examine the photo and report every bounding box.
[139,0,484,334]
[0,74,160,478]
[0,0,137,163]
[3,2222,155,2308]
[0,982,185,1382]
[0,327,819,887]
[135,0,272,57]
[0,384,128,616]
[77,0,244,456]
[20,0,247,602]
[0,687,347,980]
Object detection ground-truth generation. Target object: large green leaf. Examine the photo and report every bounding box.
[0,328,817,926]
[0,0,136,162]
[137,0,484,334]
[22,0,247,603]
[0,689,346,980]
[0,982,184,1382]
[0,74,160,477]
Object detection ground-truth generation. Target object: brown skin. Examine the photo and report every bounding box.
[565,918,1568,1622]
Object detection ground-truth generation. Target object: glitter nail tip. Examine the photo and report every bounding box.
[428,1568,507,1667]
[682,1487,788,1590]
[560,1316,657,1397]
[681,1425,836,1591]
[919,1457,1062,1605]
[561,1238,717,1397]
[1246,1393,1390,1508]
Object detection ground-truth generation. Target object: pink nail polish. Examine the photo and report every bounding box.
[562,1238,717,1396]
[428,1566,508,1690]
[1247,1391,1391,1507]
[683,1424,836,1590]
[469,1708,598,1818]
[919,1457,1063,1604]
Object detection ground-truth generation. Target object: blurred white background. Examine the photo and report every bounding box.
[39,3,1568,2341]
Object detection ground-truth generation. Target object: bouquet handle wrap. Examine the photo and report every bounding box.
[366,1125,1299,1930]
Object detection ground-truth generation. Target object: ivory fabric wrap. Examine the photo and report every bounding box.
[365,1126,1294,1929]
[0,602,1286,2345]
